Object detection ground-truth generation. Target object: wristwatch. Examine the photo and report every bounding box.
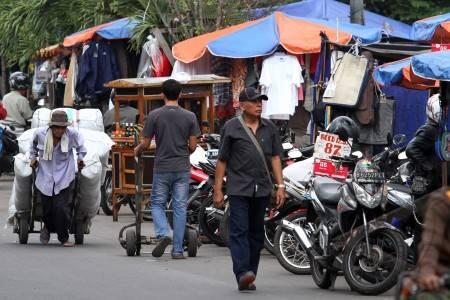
[275,184,285,189]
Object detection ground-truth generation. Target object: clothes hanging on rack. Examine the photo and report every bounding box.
[137,36,172,78]
[231,59,248,109]
[76,40,120,103]
[259,52,303,120]
[172,52,211,75]
[64,52,78,107]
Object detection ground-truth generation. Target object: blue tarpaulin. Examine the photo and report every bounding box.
[373,58,411,86]
[410,13,450,41]
[411,50,450,81]
[96,18,139,40]
[253,0,411,40]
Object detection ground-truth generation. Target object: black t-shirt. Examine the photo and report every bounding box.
[218,117,282,197]
[143,105,200,172]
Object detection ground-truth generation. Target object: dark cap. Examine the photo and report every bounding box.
[239,87,268,102]
[49,110,71,127]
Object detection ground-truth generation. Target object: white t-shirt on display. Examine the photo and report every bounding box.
[259,52,303,120]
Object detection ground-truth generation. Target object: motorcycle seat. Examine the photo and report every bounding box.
[313,176,344,205]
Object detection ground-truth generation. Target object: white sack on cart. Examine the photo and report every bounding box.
[7,184,17,226]
[31,108,51,128]
[13,153,32,212]
[76,109,104,132]
[17,128,36,154]
[76,152,102,222]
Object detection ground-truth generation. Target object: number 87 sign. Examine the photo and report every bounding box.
[314,131,352,160]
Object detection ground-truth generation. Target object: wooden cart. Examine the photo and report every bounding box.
[104,75,231,221]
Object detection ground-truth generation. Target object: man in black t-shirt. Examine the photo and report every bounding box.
[135,79,200,259]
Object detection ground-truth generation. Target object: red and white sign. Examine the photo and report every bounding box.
[432,44,450,52]
[313,158,349,179]
[314,131,352,160]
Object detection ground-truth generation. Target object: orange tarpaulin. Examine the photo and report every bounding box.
[401,65,439,90]
[276,12,352,54]
[63,23,110,47]
[173,12,355,64]
[172,19,260,64]
[432,21,450,43]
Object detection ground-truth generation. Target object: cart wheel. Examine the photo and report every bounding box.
[126,229,137,257]
[18,217,29,245]
[75,220,84,245]
[187,229,198,258]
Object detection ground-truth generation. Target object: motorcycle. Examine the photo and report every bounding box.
[0,124,19,176]
[281,135,409,295]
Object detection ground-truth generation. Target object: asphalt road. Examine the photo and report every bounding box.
[0,176,392,300]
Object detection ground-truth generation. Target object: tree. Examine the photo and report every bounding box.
[340,0,450,24]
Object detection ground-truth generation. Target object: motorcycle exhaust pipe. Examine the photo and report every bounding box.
[281,219,318,258]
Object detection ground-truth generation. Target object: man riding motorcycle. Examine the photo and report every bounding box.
[1,72,33,136]
[406,85,449,194]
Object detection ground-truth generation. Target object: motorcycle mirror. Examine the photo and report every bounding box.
[351,151,363,159]
[287,149,302,159]
[393,134,406,146]
[398,151,407,160]
[387,133,393,146]
[282,142,294,151]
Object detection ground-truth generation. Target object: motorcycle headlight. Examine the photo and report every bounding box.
[352,182,383,209]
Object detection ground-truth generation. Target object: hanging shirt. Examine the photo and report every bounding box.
[259,53,303,120]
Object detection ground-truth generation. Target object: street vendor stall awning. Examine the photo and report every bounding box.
[410,13,450,43]
[173,12,383,64]
[252,0,412,40]
[63,17,138,47]
[37,43,66,58]
[373,51,450,89]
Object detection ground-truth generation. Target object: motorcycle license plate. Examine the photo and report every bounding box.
[206,149,219,159]
[355,172,385,183]
[313,159,349,179]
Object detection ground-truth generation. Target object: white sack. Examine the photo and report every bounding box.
[17,128,36,154]
[76,109,104,132]
[7,184,17,225]
[31,108,51,128]
[13,153,32,212]
[76,152,102,221]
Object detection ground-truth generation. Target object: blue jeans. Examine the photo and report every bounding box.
[151,171,190,254]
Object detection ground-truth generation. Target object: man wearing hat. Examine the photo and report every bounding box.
[30,110,87,247]
[214,87,285,291]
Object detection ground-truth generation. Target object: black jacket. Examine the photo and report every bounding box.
[406,120,439,176]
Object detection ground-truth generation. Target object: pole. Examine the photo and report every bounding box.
[350,0,365,25]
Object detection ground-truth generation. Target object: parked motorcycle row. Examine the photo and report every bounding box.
[94,121,426,296]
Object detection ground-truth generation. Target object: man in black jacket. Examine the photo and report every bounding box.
[406,84,449,193]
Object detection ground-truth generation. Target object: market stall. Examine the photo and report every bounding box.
[104,74,230,221]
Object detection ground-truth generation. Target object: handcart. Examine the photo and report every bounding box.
[14,169,87,245]
[118,155,199,257]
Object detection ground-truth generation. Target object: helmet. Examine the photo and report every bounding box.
[326,116,359,142]
[426,93,442,123]
[9,72,31,90]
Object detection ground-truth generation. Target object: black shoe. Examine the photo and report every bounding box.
[242,283,256,291]
[171,252,186,259]
[238,271,256,291]
[152,236,172,257]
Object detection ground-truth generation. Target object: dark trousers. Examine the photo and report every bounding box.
[40,182,74,243]
[228,195,270,281]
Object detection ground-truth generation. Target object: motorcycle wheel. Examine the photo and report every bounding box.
[273,212,311,275]
[198,196,225,247]
[311,258,337,289]
[343,228,407,295]
[100,171,113,216]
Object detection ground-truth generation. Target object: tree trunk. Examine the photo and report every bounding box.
[350,0,365,25]
[0,56,7,96]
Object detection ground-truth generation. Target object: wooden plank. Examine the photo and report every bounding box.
[105,75,231,88]
[151,28,175,66]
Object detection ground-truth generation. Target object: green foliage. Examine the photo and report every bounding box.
[339,0,450,24]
